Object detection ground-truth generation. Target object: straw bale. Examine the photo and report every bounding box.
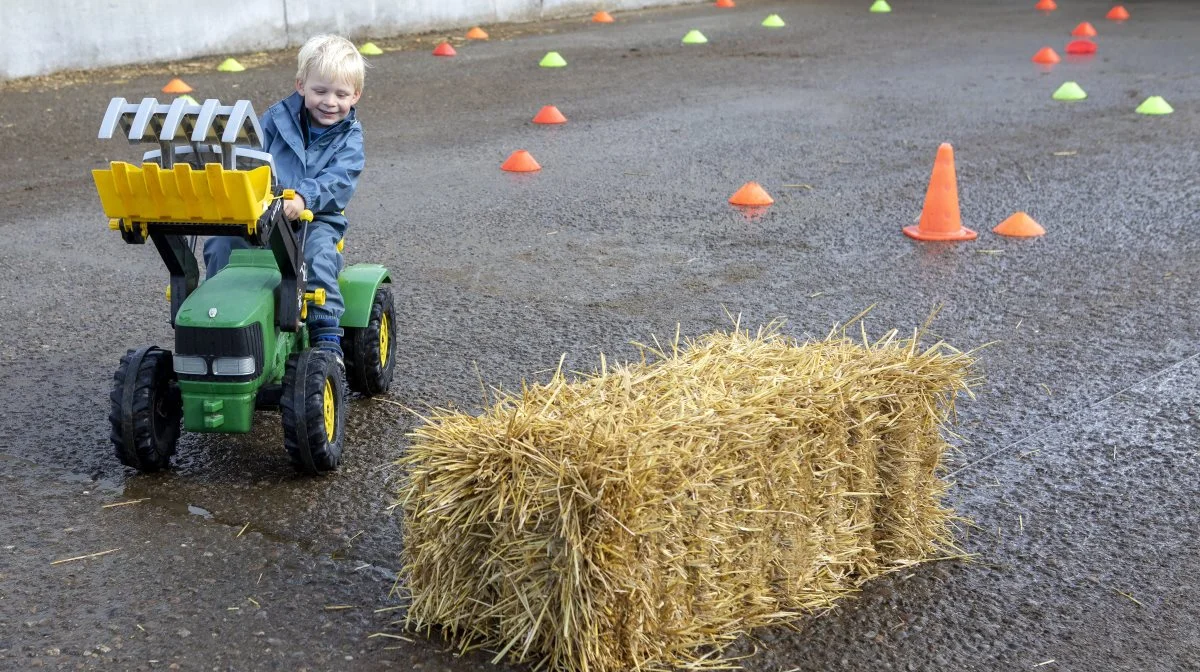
[396,323,975,672]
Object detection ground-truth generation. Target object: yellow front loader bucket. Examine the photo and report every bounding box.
[93,162,272,231]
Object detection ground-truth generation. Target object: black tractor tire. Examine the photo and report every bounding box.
[281,349,346,475]
[343,285,396,397]
[109,347,182,472]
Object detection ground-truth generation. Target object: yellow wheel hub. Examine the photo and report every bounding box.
[379,312,390,368]
[322,379,335,442]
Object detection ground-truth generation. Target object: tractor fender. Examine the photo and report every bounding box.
[337,263,391,328]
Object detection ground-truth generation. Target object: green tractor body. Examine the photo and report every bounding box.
[174,249,288,433]
[172,253,392,434]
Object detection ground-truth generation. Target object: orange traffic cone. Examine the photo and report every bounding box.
[903,143,977,242]
[432,42,457,56]
[592,11,615,23]
[466,27,489,39]
[501,150,541,172]
[729,182,774,206]
[993,212,1045,237]
[162,78,193,93]
[1106,5,1129,21]
[1035,0,1056,11]
[1032,47,1061,64]
[1072,22,1097,37]
[532,105,567,124]
[716,0,736,7]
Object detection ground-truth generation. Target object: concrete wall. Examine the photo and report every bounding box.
[2,0,695,81]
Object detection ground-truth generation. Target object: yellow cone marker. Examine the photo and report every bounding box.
[217,58,245,72]
[1052,81,1087,101]
[540,51,568,68]
[1135,96,1173,115]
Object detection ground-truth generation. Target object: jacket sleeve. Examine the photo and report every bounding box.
[295,125,365,216]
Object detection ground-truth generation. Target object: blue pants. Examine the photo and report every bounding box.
[202,223,344,325]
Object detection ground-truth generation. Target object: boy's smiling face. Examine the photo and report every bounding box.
[296,75,361,127]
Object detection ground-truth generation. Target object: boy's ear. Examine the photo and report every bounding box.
[350,90,362,106]
[295,79,305,94]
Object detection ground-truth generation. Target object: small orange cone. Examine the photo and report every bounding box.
[532,105,567,124]
[716,0,736,7]
[903,143,977,242]
[993,212,1045,238]
[432,42,457,57]
[466,27,489,39]
[729,182,774,206]
[1066,39,1097,55]
[1035,0,1056,11]
[501,150,541,172]
[162,78,193,94]
[592,11,615,23]
[1106,5,1129,21]
[1071,22,1097,37]
[1032,47,1061,64]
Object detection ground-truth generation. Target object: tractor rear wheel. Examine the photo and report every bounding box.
[109,347,182,472]
[281,349,346,475]
[344,285,396,396]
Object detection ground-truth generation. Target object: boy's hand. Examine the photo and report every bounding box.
[283,194,307,221]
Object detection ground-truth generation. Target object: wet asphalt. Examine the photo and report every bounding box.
[1,0,1198,670]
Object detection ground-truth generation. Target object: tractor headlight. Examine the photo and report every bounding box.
[212,356,256,376]
[173,355,208,376]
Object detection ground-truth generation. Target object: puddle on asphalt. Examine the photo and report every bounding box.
[187,504,213,519]
[57,469,123,492]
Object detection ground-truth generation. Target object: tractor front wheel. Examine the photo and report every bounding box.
[344,285,396,396]
[109,346,182,472]
[281,349,346,475]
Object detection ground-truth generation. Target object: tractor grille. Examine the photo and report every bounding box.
[175,322,264,382]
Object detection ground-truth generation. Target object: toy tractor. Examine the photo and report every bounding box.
[92,97,395,475]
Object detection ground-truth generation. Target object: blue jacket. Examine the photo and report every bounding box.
[260,91,364,236]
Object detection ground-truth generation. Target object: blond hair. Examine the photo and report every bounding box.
[296,35,366,92]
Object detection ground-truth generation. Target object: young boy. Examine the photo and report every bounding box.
[203,34,366,362]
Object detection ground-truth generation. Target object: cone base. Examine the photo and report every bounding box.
[501,150,542,172]
[162,78,193,93]
[532,106,568,124]
[993,212,1045,238]
[1066,40,1097,55]
[1032,47,1061,64]
[729,182,774,206]
[1052,82,1087,101]
[1136,97,1173,115]
[903,225,977,242]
